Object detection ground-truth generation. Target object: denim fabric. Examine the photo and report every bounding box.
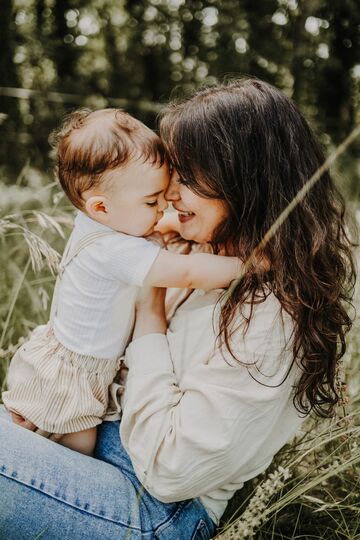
[0,407,216,539]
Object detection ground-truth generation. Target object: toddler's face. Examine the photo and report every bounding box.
[88,159,170,237]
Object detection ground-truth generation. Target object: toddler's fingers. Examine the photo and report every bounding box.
[10,410,36,430]
[48,433,63,442]
[21,419,37,431]
[119,366,128,383]
[164,231,180,242]
[145,231,167,248]
[10,410,25,424]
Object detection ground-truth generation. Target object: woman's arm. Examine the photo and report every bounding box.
[132,286,167,339]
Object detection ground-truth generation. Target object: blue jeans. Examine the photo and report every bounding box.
[0,407,216,539]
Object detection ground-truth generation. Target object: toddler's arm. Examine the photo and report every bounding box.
[143,249,242,290]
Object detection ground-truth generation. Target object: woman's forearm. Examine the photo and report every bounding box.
[133,287,167,339]
[132,309,167,339]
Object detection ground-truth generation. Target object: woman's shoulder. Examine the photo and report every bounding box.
[218,290,295,377]
[241,286,291,325]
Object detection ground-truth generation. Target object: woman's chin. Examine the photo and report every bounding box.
[179,224,208,244]
[178,222,194,241]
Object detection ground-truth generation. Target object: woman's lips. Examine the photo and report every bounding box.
[177,211,195,223]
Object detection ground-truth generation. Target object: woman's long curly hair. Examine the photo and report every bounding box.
[159,78,356,417]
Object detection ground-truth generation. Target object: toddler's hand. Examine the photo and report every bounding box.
[145,231,167,249]
[10,410,37,431]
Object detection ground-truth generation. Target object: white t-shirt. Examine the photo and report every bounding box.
[53,211,161,358]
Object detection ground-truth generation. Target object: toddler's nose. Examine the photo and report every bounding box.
[159,197,168,212]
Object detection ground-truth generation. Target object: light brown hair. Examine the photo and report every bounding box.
[50,108,166,209]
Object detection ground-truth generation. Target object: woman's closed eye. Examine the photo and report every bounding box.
[146,200,158,207]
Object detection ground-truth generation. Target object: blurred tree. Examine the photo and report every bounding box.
[0,0,358,197]
[0,0,20,95]
[51,0,83,91]
[287,0,314,106]
[103,3,127,97]
[122,1,172,102]
[315,0,360,141]
[240,0,280,83]
[0,0,22,172]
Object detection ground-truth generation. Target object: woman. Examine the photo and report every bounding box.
[0,79,354,539]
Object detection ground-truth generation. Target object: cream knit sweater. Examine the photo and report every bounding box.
[120,288,304,524]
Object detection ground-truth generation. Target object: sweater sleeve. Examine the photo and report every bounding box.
[120,309,299,503]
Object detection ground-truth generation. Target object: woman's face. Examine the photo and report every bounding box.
[165,169,228,243]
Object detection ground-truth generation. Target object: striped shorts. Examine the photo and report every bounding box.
[2,324,121,434]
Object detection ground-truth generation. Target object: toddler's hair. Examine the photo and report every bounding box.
[50,108,166,209]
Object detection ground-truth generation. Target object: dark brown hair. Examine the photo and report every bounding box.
[160,78,356,417]
[50,108,166,209]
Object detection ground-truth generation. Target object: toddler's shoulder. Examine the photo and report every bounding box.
[100,232,158,259]
[93,232,161,285]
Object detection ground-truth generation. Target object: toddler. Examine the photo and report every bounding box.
[3,109,241,455]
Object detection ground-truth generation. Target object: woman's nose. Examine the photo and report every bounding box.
[165,174,180,201]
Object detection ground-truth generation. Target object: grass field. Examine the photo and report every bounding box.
[0,166,359,539]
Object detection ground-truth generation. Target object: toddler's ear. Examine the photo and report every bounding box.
[85,196,108,218]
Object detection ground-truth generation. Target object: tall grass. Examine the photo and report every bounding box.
[0,163,73,392]
[0,163,359,539]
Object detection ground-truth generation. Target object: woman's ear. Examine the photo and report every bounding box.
[84,196,109,219]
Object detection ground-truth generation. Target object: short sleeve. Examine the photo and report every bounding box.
[101,234,161,286]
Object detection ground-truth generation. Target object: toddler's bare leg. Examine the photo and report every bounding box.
[56,427,97,456]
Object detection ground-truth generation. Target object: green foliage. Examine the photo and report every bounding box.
[0,0,359,197]
[0,2,359,537]
[0,165,359,539]
[0,164,73,390]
